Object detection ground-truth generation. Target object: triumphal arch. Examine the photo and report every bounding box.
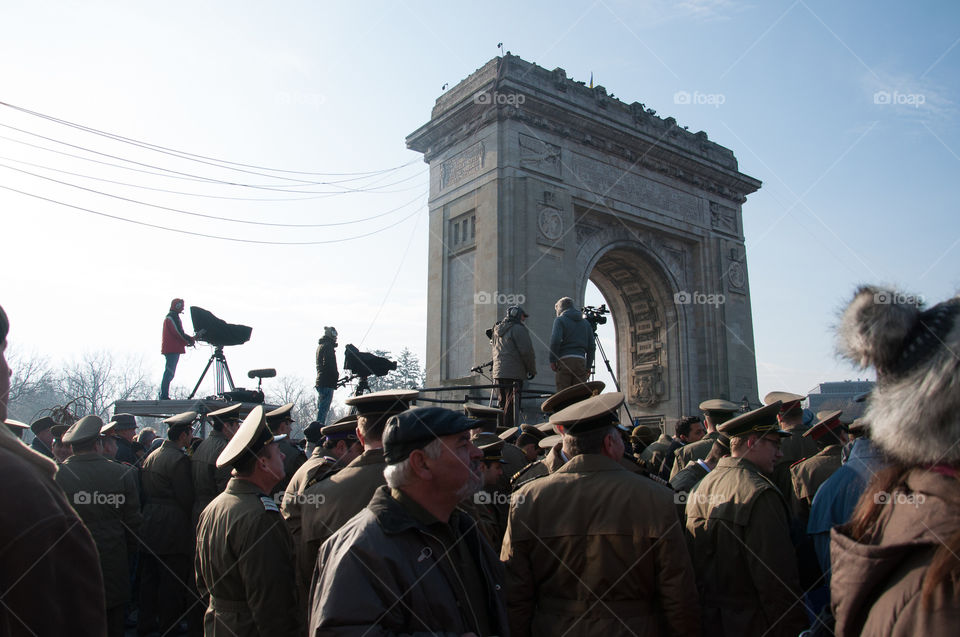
[407,55,762,421]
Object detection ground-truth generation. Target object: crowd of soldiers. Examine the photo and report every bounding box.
[2,283,959,637]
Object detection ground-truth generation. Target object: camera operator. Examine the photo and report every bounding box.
[491,305,536,429]
[548,297,595,391]
[315,326,338,425]
[159,298,195,400]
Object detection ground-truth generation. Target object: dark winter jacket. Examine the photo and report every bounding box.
[549,308,595,366]
[315,338,338,388]
[308,486,508,636]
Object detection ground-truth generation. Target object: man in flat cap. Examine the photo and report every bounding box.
[281,415,361,544]
[764,390,818,498]
[298,389,416,598]
[670,398,740,481]
[191,402,241,521]
[29,415,56,458]
[138,411,198,636]
[491,304,537,429]
[266,402,307,497]
[109,413,140,464]
[509,381,604,490]
[308,407,508,636]
[0,304,108,635]
[56,415,142,637]
[502,392,699,637]
[684,401,808,636]
[195,405,301,636]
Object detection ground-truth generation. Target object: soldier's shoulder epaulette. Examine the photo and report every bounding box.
[304,465,341,490]
[509,460,542,487]
[260,495,280,513]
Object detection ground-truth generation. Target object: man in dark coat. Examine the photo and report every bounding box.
[308,407,508,636]
[108,413,140,465]
[28,415,56,458]
[315,326,338,425]
[548,297,596,391]
[138,411,197,636]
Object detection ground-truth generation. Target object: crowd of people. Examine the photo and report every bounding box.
[1,283,959,636]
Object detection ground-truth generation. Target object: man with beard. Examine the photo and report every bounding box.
[308,407,507,636]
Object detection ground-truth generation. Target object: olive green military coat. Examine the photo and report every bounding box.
[55,452,142,609]
[510,443,567,490]
[790,444,843,519]
[195,477,301,636]
[669,431,718,481]
[772,428,819,500]
[140,439,194,555]
[272,436,306,497]
[280,450,342,541]
[684,456,807,637]
[502,453,700,637]
[191,430,231,521]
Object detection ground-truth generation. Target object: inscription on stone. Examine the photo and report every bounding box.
[441,143,484,190]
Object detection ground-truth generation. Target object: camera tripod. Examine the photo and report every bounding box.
[337,373,373,396]
[189,345,236,399]
[592,330,635,427]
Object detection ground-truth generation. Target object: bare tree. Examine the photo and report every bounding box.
[6,345,56,405]
[58,350,152,419]
[265,374,315,438]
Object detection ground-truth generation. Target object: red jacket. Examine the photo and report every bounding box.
[161,312,191,354]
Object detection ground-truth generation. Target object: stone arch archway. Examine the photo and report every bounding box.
[575,228,694,420]
[407,54,762,422]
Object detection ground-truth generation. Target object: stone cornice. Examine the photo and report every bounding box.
[407,54,761,204]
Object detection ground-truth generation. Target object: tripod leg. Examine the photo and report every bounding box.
[189,355,216,399]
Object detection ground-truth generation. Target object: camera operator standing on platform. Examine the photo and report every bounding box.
[492,305,536,429]
[315,326,338,425]
[159,298,194,400]
[549,296,595,391]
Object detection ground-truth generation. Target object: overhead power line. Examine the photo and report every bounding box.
[0,100,420,180]
[0,183,426,245]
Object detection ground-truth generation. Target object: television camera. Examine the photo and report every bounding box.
[338,344,396,396]
[582,304,609,329]
[187,307,254,399]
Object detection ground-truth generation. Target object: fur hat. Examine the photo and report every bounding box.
[837,285,960,465]
[322,326,338,340]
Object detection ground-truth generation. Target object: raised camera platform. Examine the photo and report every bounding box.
[114,399,279,434]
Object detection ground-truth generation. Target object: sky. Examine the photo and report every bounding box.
[2,0,958,413]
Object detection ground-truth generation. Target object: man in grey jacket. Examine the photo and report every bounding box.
[548,297,596,391]
[491,305,536,429]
